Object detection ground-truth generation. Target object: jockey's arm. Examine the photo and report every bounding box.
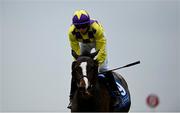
[94,23,107,66]
[68,27,80,57]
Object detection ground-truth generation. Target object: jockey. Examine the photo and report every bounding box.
[67,9,120,109]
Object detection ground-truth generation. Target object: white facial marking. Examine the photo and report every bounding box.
[83,77,88,89]
[80,62,87,76]
[80,62,88,89]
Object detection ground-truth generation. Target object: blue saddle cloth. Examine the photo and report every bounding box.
[98,74,130,109]
[115,77,130,109]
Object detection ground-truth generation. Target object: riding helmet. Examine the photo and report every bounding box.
[72,10,90,26]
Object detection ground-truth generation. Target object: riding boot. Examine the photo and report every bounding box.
[104,71,121,106]
[67,77,77,109]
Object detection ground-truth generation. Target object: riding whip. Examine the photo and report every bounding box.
[99,60,140,74]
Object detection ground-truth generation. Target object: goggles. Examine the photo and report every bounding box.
[75,23,89,29]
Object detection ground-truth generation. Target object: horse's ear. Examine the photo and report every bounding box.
[90,50,99,59]
[71,50,79,60]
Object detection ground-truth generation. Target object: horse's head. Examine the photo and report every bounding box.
[71,50,99,97]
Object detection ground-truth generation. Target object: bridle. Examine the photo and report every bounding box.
[72,67,95,92]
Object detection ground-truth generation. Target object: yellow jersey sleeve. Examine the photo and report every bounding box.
[68,25,80,56]
[92,22,107,65]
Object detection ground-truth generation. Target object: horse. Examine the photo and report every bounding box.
[70,50,131,112]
